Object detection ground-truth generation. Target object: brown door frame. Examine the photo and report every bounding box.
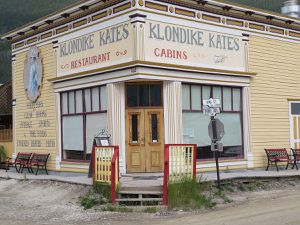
[125,82,164,173]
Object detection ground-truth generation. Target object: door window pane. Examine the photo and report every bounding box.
[139,85,150,107]
[191,85,201,110]
[150,84,162,106]
[92,87,100,112]
[76,90,83,113]
[85,89,91,112]
[68,91,75,114]
[182,84,190,110]
[151,114,158,142]
[127,85,138,107]
[131,114,138,143]
[232,88,241,111]
[223,88,232,111]
[86,113,107,154]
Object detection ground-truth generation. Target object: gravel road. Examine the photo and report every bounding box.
[0,178,299,225]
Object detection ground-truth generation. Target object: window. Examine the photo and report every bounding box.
[126,84,162,107]
[61,86,107,161]
[182,84,243,160]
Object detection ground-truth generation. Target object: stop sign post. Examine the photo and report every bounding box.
[203,98,224,192]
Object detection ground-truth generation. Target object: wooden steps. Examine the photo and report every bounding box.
[117,173,164,206]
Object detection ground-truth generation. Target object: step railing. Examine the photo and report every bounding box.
[163,144,197,205]
[92,145,119,204]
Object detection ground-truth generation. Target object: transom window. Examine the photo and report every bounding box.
[182,84,243,160]
[126,84,162,107]
[61,86,107,161]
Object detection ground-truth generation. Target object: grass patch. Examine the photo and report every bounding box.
[80,182,111,210]
[80,193,102,210]
[167,177,216,210]
[93,182,111,199]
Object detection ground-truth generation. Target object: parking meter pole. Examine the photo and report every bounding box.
[211,116,221,192]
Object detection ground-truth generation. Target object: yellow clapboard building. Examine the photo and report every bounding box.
[2,0,300,174]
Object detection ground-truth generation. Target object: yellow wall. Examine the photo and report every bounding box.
[0,141,13,158]
[14,44,57,170]
[248,35,300,168]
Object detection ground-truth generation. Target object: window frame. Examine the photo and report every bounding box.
[182,83,244,161]
[60,85,107,162]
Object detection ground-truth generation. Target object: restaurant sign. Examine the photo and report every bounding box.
[145,20,246,72]
[57,21,134,76]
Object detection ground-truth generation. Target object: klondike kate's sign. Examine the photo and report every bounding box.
[57,20,245,77]
[144,20,245,72]
[57,22,134,76]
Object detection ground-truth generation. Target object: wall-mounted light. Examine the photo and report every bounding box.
[12,99,16,107]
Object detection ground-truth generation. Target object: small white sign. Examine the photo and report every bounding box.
[203,98,220,107]
[203,106,220,116]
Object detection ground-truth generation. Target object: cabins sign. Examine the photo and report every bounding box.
[145,20,246,72]
[57,22,134,76]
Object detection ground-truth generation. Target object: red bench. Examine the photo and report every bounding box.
[6,152,32,173]
[21,153,50,175]
[291,148,300,170]
[265,148,295,171]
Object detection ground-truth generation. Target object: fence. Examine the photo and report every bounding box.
[92,145,120,204]
[163,144,197,205]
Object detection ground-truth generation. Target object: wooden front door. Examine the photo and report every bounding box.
[126,108,164,172]
[125,83,164,173]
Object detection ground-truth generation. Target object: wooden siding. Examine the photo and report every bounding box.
[248,36,300,168]
[14,44,57,170]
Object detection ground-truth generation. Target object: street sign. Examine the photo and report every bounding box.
[211,141,224,152]
[203,98,220,107]
[203,106,220,116]
[208,119,225,141]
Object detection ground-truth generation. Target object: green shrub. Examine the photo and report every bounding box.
[167,176,216,209]
[93,182,111,200]
[80,182,112,210]
[0,146,6,161]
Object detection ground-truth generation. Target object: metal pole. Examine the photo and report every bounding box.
[211,116,221,192]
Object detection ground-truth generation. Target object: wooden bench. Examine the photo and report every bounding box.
[6,152,32,173]
[265,148,295,171]
[21,153,50,175]
[291,148,300,170]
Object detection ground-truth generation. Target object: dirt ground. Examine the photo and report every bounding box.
[1,178,300,225]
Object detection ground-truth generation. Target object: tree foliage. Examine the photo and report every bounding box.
[228,0,285,13]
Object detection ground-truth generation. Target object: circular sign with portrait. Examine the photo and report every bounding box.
[23,46,43,102]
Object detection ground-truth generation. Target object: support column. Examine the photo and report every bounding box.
[107,83,126,174]
[243,86,253,168]
[163,81,183,144]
